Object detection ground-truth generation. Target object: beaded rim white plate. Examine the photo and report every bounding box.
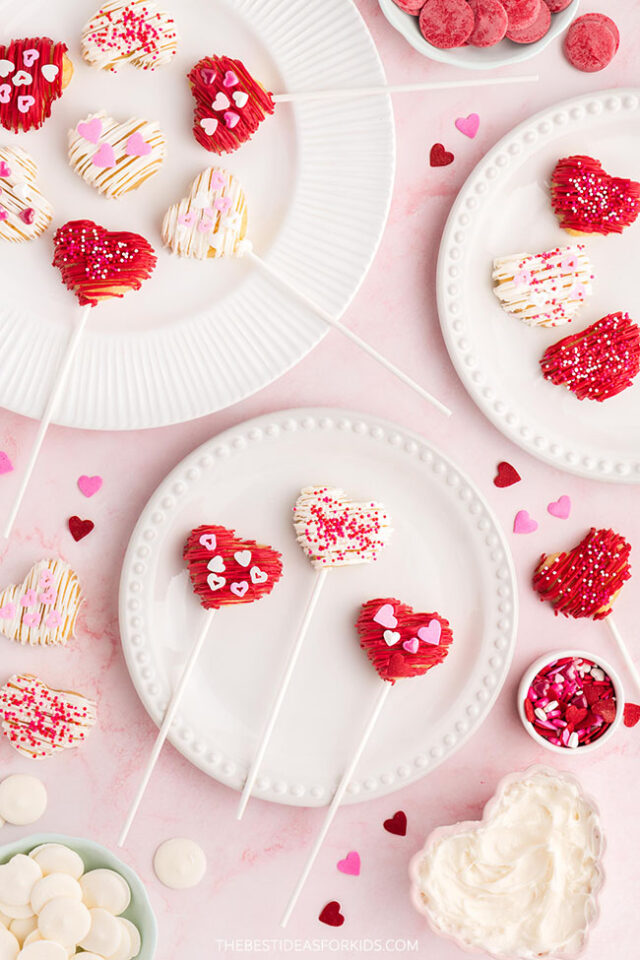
[0,0,394,430]
[119,408,518,807]
[438,88,640,482]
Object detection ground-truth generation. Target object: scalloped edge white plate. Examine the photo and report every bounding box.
[119,407,518,807]
[438,88,640,482]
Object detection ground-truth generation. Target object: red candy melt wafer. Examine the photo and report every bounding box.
[507,1,550,43]
[467,0,508,47]
[418,0,474,48]
[564,14,617,72]
[391,0,426,12]
[578,13,620,51]
[544,0,572,11]
[502,0,541,30]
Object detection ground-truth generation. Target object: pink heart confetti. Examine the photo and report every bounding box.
[0,162,10,177]
[92,142,116,169]
[230,581,249,598]
[222,70,239,87]
[125,131,152,157]
[514,509,538,534]
[336,851,360,876]
[547,495,571,519]
[178,212,196,227]
[418,621,441,646]
[77,118,102,144]
[455,113,480,139]
[224,111,240,129]
[0,603,15,619]
[373,603,397,629]
[0,452,13,475]
[78,475,103,498]
[402,638,419,654]
[19,591,36,607]
[23,612,40,627]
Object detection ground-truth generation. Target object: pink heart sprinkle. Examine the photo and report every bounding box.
[454,113,480,139]
[200,67,217,84]
[547,495,571,520]
[17,95,35,114]
[214,196,231,213]
[373,603,397,629]
[0,86,12,105]
[336,851,360,876]
[19,207,35,225]
[178,212,196,227]
[39,571,54,589]
[39,589,56,605]
[0,162,11,177]
[513,509,538,534]
[77,118,102,144]
[224,111,240,129]
[23,612,40,627]
[20,591,36,607]
[92,142,116,169]
[223,70,239,87]
[0,210,6,221]
[199,533,217,551]
[403,638,419,654]
[417,621,441,646]
[22,49,39,68]
[210,171,226,190]
[197,218,213,233]
[0,451,12,474]
[230,581,249,598]
[78,475,103,498]
[125,131,152,157]
[45,610,62,629]
[200,117,218,137]
[0,603,15,619]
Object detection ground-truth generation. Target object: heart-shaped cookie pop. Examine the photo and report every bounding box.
[293,486,393,569]
[0,37,73,132]
[184,525,283,609]
[69,112,166,199]
[52,219,157,306]
[0,559,82,647]
[188,55,275,155]
[0,146,53,242]
[551,155,640,236]
[356,598,453,682]
[492,244,594,327]
[0,674,97,759]
[81,0,178,71]
[162,167,249,259]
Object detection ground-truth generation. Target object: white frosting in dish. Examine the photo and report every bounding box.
[414,770,603,960]
[492,244,593,327]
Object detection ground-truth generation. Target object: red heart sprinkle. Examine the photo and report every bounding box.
[524,698,535,722]
[383,810,407,836]
[624,703,640,728]
[430,143,454,167]
[565,705,588,726]
[493,461,521,487]
[318,901,344,927]
[68,516,94,542]
[592,699,616,723]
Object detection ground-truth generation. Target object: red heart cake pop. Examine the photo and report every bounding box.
[533,528,632,620]
[551,156,640,236]
[184,525,283,608]
[52,220,157,307]
[0,38,73,133]
[541,312,640,402]
[188,55,275,155]
[0,673,97,759]
[356,598,453,683]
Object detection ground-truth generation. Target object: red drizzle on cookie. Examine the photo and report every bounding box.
[551,155,640,235]
[356,598,453,683]
[0,37,68,133]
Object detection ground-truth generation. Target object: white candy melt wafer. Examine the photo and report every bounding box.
[0,776,47,826]
[79,870,131,915]
[78,908,122,956]
[30,876,82,915]
[0,857,41,908]
[29,847,83,881]
[37,897,90,949]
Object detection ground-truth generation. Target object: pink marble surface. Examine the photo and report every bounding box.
[0,1,638,957]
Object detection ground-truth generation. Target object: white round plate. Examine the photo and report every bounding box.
[0,0,394,429]
[438,88,640,482]
[377,0,579,71]
[119,408,517,807]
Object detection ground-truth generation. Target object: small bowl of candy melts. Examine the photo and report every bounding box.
[518,650,623,754]
[0,834,156,958]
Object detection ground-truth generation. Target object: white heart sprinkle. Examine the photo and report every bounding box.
[383,630,401,647]
[232,90,249,108]
[207,556,225,574]
[0,60,15,78]
[41,63,59,83]
[211,93,230,111]
[200,117,218,136]
[234,550,251,568]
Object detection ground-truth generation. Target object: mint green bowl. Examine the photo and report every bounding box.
[0,833,157,958]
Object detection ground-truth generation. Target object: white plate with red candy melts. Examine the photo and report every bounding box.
[438,87,640,481]
[0,0,393,429]
[378,0,579,69]
[119,407,517,807]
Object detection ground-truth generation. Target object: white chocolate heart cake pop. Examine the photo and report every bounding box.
[492,244,594,327]
[68,112,166,199]
[293,486,393,568]
[81,0,178,72]
[0,559,82,647]
[162,167,248,259]
[0,147,53,243]
[0,675,96,759]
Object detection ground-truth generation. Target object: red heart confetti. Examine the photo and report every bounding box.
[184,525,283,609]
[430,143,454,167]
[0,38,69,133]
[318,901,344,927]
[493,461,521,488]
[356,598,453,684]
[383,810,407,836]
[68,516,94,542]
[624,703,640,728]
[53,220,157,307]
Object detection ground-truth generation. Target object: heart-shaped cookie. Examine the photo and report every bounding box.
[0,38,72,132]
[81,0,178,72]
[293,486,393,569]
[411,768,604,959]
[184,525,283,609]
[0,146,53,242]
[492,244,594,327]
[533,527,631,620]
[162,167,249,259]
[0,559,82,647]
[188,55,275,155]
[552,155,640,236]
[356,598,453,683]
[0,674,97,759]
[541,312,640,402]
[69,112,166,199]
[53,219,157,306]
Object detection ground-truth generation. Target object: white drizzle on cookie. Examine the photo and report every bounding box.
[492,244,594,327]
[162,167,249,259]
[0,146,53,242]
[68,112,166,198]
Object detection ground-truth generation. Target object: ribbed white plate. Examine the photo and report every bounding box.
[119,408,518,807]
[0,0,394,429]
[438,89,640,482]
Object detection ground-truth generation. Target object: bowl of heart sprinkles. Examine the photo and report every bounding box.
[518,650,623,754]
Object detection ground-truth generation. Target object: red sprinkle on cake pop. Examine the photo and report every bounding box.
[188,55,275,155]
[52,220,157,307]
[533,528,631,620]
[0,37,71,133]
[184,525,283,608]
[541,312,640,402]
[551,156,640,236]
[293,486,392,569]
[356,598,453,683]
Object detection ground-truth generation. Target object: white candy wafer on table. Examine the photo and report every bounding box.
[0,147,53,243]
[153,838,206,889]
[293,486,393,569]
[492,244,594,327]
[37,897,90,949]
[0,775,47,826]
[28,847,83,881]
[0,560,82,647]
[81,0,178,72]
[162,167,248,259]
[68,112,166,199]
[0,675,96,759]
[79,870,130,915]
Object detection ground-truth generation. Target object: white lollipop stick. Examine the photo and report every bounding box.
[118,609,215,847]
[237,568,329,820]
[246,251,451,416]
[606,615,640,697]
[2,304,91,540]
[281,681,391,927]
[272,73,539,103]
